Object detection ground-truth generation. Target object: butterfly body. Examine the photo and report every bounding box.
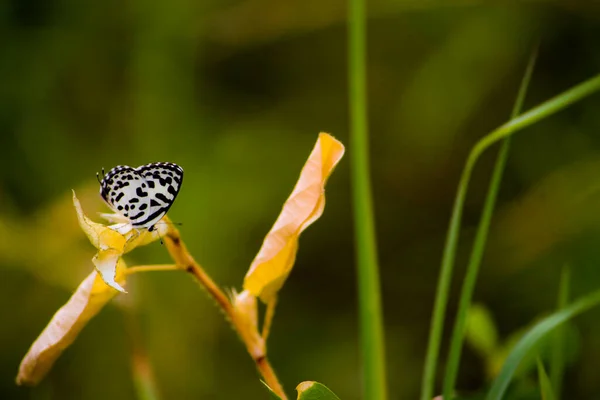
[98,162,184,231]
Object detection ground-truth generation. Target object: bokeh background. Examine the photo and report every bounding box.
[2,1,600,399]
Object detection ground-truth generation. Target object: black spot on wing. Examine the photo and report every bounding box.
[155,193,169,203]
[115,192,124,202]
[150,199,160,207]
[130,211,145,220]
[132,208,168,229]
[136,187,148,197]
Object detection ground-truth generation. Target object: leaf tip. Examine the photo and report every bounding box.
[296,381,315,392]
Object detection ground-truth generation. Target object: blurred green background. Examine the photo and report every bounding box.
[3,1,600,399]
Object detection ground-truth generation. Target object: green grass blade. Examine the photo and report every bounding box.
[441,47,539,399]
[420,72,600,400]
[348,0,388,398]
[549,265,570,400]
[262,381,284,400]
[486,288,600,400]
[537,358,556,400]
[472,73,600,154]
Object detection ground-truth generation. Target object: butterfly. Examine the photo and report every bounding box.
[97,162,184,231]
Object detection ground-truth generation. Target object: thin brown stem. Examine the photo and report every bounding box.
[262,296,278,342]
[163,224,233,315]
[257,356,286,398]
[162,220,288,400]
[126,264,179,275]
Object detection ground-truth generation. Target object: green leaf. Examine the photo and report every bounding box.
[550,265,570,400]
[537,358,556,400]
[465,304,499,359]
[486,288,600,400]
[296,382,341,400]
[262,381,284,400]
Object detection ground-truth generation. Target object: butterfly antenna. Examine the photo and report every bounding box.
[96,168,106,184]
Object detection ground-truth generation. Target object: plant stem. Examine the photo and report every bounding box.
[550,265,570,400]
[126,264,179,275]
[262,296,278,341]
[163,221,288,400]
[442,46,538,399]
[348,0,388,398]
[420,71,600,400]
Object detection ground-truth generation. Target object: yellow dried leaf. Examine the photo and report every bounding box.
[243,132,345,302]
[16,264,126,385]
[72,191,165,291]
[93,248,126,293]
[73,190,128,251]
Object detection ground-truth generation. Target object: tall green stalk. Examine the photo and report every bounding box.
[420,72,600,400]
[348,0,388,399]
[442,47,538,399]
[550,265,570,400]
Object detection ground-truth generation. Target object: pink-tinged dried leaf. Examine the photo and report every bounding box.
[16,265,125,385]
[243,133,345,302]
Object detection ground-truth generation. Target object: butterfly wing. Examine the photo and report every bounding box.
[99,162,184,230]
[99,165,152,223]
[131,162,184,229]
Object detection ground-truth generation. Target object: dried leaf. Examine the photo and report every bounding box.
[244,132,344,302]
[16,265,125,385]
[72,191,164,291]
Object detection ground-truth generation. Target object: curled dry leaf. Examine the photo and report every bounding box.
[243,132,345,302]
[16,265,126,385]
[72,190,166,292]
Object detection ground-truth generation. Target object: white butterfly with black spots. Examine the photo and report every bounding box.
[98,162,184,231]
